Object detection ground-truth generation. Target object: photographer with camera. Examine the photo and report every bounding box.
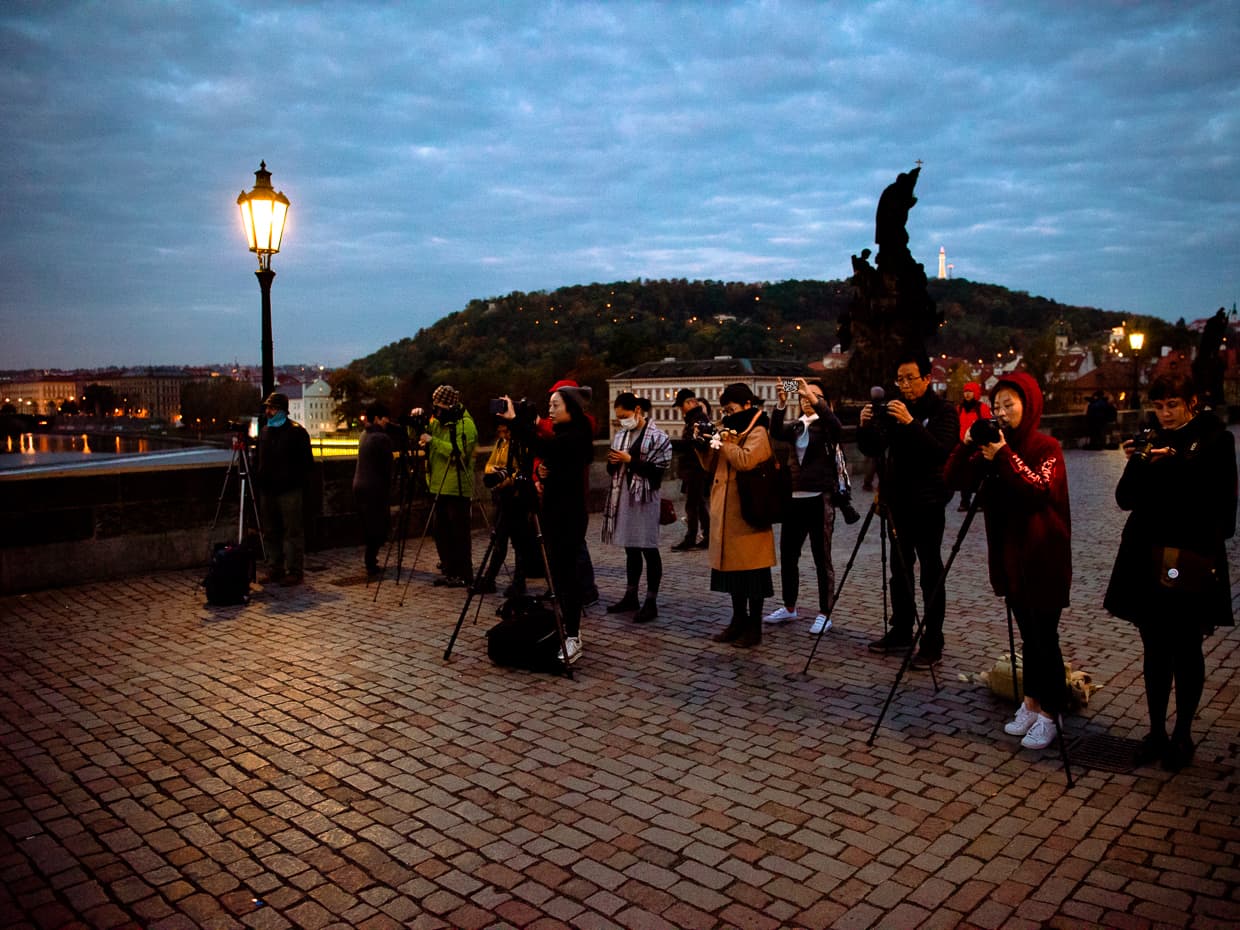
[479,407,539,596]
[946,372,1072,751]
[672,388,712,550]
[256,392,315,587]
[413,384,477,588]
[602,392,672,623]
[696,383,777,649]
[857,353,960,668]
[353,402,395,578]
[498,385,595,664]
[764,377,846,636]
[1104,373,1236,772]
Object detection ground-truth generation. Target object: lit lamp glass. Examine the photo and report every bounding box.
[1128,332,1145,353]
[237,161,290,268]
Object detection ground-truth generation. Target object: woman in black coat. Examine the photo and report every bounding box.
[1104,373,1237,771]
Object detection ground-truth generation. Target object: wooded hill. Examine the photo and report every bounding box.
[332,277,1195,426]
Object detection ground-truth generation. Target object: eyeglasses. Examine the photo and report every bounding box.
[895,375,924,385]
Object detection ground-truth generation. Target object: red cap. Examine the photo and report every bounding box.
[548,378,579,393]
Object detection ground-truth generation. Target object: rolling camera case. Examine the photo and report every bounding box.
[487,595,563,672]
[203,543,251,606]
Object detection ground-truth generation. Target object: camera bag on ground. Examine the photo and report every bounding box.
[203,542,251,606]
[487,595,564,672]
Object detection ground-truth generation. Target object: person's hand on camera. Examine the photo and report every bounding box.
[418,433,431,447]
[775,379,789,406]
[887,399,914,425]
[980,432,1006,461]
[859,404,873,426]
[496,395,516,420]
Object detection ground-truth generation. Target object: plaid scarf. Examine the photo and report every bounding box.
[601,422,672,544]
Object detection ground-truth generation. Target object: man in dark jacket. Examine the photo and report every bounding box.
[257,392,315,586]
[764,378,842,635]
[672,388,711,550]
[353,402,394,577]
[858,353,960,667]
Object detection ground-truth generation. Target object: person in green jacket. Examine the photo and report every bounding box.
[413,384,477,586]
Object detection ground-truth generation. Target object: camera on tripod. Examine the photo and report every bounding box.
[399,411,429,436]
[970,417,1003,446]
[225,416,259,449]
[1129,427,1160,462]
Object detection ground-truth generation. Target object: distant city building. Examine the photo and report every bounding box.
[606,357,812,439]
[287,378,335,437]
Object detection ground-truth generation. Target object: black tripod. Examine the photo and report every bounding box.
[443,480,574,679]
[209,435,265,561]
[866,469,1075,785]
[372,443,427,593]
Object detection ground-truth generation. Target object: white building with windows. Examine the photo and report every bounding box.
[287,378,335,437]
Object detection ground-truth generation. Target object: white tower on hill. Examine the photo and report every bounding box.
[937,247,947,280]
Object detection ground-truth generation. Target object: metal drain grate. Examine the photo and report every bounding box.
[1067,733,1141,773]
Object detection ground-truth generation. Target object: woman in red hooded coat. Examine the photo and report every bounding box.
[945,372,1071,751]
[956,381,992,512]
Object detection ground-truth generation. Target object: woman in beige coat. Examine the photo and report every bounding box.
[695,383,777,647]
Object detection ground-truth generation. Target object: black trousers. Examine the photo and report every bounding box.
[354,488,389,569]
[888,505,946,651]
[779,494,836,614]
[432,495,473,581]
[1138,621,1206,740]
[1010,602,1066,716]
[682,469,710,541]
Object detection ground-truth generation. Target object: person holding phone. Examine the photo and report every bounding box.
[765,377,843,635]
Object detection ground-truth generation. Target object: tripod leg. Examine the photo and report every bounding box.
[1006,603,1021,708]
[1054,713,1075,787]
[800,500,878,676]
[529,512,574,679]
[867,511,937,744]
[444,510,506,660]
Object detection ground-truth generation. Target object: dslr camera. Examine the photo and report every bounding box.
[970,417,1003,446]
[489,396,539,422]
[689,419,719,450]
[398,411,429,436]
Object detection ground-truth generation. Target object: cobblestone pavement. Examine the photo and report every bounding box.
[2,440,1238,930]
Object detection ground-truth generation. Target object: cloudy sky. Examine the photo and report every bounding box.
[1,1,1236,370]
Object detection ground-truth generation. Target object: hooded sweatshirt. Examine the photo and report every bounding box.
[945,371,1071,609]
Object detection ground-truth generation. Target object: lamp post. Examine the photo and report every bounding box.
[237,161,290,400]
[1128,330,1145,410]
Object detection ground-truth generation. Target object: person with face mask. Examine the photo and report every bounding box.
[697,382,777,648]
[946,372,1072,752]
[1104,373,1236,772]
[413,384,477,587]
[601,392,673,623]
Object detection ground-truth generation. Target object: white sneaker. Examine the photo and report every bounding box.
[1021,715,1058,750]
[809,615,832,635]
[1004,704,1038,736]
[764,606,798,624]
[558,635,582,665]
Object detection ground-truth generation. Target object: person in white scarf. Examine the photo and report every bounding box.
[602,393,672,622]
[764,378,844,635]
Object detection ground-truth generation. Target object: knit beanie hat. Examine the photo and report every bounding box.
[432,384,460,408]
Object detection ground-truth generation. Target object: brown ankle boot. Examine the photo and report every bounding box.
[712,620,743,643]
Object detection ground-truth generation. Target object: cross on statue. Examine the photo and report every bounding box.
[915,159,924,167]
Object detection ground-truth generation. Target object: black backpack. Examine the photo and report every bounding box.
[203,543,251,606]
[486,595,564,672]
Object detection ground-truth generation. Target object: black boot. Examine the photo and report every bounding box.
[671,537,696,552]
[606,589,640,613]
[712,618,743,643]
[634,597,658,623]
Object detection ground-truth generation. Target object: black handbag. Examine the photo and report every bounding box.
[734,417,789,528]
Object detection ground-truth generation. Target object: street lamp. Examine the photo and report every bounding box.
[1128,331,1145,410]
[237,161,290,400]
